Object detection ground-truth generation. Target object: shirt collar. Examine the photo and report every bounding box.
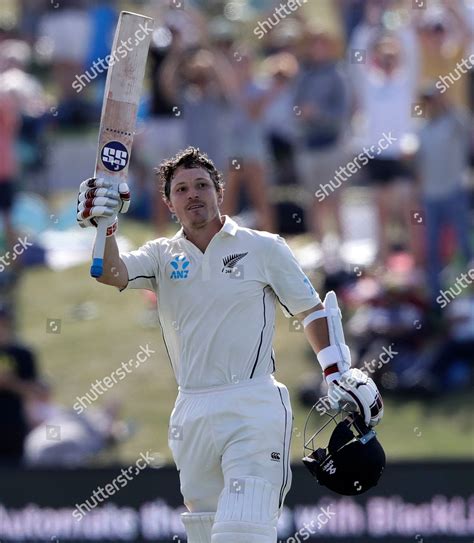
[172,215,239,241]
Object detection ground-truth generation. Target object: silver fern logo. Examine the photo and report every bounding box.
[222,252,248,274]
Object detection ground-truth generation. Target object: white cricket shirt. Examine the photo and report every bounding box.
[120,216,320,389]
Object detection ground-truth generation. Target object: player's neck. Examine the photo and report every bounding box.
[183,215,225,253]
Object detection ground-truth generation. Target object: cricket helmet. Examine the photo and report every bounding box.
[302,401,386,495]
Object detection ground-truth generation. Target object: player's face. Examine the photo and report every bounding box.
[166,167,223,229]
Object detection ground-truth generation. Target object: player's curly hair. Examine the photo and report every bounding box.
[157,147,224,201]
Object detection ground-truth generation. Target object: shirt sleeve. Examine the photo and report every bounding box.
[265,235,321,317]
[120,240,159,292]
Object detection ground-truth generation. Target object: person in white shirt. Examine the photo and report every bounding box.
[77,147,383,543]
[351,31,419,264]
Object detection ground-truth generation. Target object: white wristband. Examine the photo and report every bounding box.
[317,344,351,382]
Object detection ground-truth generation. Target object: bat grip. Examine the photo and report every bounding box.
[90,219,108,278]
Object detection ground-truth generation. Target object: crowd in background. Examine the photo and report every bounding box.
[0,0,473,465]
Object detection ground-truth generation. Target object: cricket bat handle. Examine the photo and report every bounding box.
[90,219,108,278]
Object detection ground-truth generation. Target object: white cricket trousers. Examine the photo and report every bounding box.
[168,374,293,514]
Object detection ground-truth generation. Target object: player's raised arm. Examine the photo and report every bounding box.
[84,12,153,278]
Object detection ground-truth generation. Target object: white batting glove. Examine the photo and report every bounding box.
[327,368,384,427]
[77,177,130,236]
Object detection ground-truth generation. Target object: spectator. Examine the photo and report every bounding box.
[0,40,41,248]
[348,0,390,62]
[464,0,474,113]
[415,85,473,306]
[416,1,473,110]
[346,276,430,396]
[84,0,118,88]
[36,0,93,126]
[429,294,474,392]
[133,23,185,234]
[18,0,51,44]
[0,40,49,194]
[262,52,300,186]
[352,32,418,264]
[208,16,238,60]
[257,18,303,59]
[160,45,237,173]
[0,85,19,251]
[259,51,308,234]
[294,27,350,247]
[0,305,45,465]
[24,399,131,467]
[336,0,368,44]
[221,49,276,231]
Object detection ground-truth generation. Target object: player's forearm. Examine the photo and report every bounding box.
[95,235,127,288]
[296,293,352,380]
[297,304,331,354]
[297,296,383,426]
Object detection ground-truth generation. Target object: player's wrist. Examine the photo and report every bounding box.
[317,345,350,376]
[106,219,118,237]
[323,363,342,383]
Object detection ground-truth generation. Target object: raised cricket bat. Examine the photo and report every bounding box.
[90,11,153,278]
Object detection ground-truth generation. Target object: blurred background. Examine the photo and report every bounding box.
[0,0,473,541]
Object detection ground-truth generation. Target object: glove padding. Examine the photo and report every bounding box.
[77,177,130,231]
[327,368,384,427]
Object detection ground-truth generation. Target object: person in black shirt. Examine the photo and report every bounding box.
[0,305,43,465]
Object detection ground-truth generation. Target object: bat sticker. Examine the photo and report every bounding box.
[101,141,129,172]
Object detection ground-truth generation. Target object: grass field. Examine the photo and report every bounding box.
[19,219,474,465]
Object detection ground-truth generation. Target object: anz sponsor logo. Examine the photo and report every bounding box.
[170,255,190,280]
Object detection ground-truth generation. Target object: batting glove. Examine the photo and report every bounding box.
[327,368,384,427]
[77,177,130,236]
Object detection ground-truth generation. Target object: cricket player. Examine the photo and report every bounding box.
[77,147,383,543]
